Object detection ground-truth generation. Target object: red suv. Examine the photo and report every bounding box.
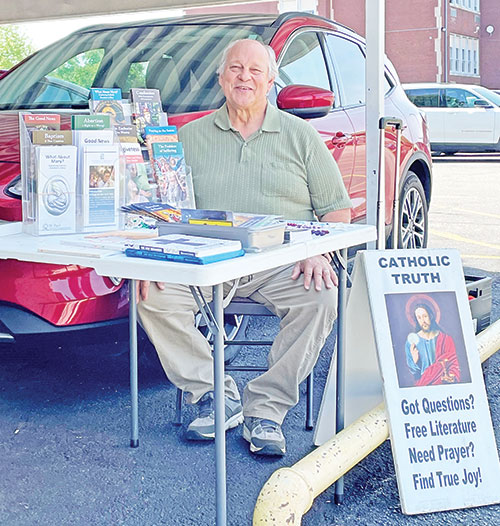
[0,12,432,344]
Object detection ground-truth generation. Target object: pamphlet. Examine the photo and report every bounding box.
[34,145,77,235]
[145,125,178,162]
[89,88,126,125]
[151,142,194,208]
[130,88,165,143]
[81,144,120,230]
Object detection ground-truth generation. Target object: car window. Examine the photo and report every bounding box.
[323,34,392,107]
[276,32,330,91]
[444,88,480,108]
[405,88,441,108]
[0,23,273,112]
[48,49,104,90]
[473,85,500,107]
[324,35,366,106]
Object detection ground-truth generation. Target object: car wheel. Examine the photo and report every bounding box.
[395,171,428,249]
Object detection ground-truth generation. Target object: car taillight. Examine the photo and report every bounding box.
[5,175,22,199]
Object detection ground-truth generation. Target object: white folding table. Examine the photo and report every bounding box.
[0,222,376,526]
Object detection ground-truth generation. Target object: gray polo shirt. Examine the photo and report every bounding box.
[178,102,352,220]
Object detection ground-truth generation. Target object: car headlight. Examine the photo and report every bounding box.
[5,175,22,199]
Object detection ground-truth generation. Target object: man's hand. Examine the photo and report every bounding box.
[136,280,165,302]
[291,254,338,291]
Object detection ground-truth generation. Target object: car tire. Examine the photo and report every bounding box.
[392,171,428,249]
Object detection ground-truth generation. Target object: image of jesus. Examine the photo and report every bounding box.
[405,302,460,386]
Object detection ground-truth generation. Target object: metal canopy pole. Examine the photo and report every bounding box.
[365,0,385,250]
[333,0,386,505]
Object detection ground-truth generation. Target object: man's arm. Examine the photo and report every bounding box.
[321,208,351,224]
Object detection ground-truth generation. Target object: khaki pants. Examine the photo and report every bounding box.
[137,264,337,424]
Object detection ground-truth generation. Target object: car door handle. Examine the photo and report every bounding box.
[330,132,352,145]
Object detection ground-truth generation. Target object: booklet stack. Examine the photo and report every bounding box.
[20,113,78,235]
[157,208,286,252]
[125,234,245,265]
[72,114,121,231]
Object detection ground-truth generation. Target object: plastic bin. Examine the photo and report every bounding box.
[466,275,492,334]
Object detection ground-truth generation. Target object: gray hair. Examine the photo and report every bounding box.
[216,39,278,80]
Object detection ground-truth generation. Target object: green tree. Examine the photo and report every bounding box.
[0,25,35,70]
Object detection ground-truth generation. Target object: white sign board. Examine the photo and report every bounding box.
[348,248,500,514]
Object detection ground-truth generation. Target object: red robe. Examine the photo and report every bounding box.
[415,332,460,386]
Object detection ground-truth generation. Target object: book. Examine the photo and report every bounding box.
[89,88,125,125]
[34,145,77,235]
[151,142,194,208]
[81,144,121,230]
[38,244,120,258]
[58,231,157,252]
[145,125,178,163]
[130,88,165,143]
[71,114,111,130]
[181,209,233,223]
[125,234,244,264]
[32,130,72,145]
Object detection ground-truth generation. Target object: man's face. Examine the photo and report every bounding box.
[219,40,274,112]
[415,307,431,332]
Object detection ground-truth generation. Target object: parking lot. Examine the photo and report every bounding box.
[0,155,499,525]
[428,152,500,273]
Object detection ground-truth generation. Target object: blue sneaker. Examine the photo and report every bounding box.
[243,417,286,456]
[186,391,243,440]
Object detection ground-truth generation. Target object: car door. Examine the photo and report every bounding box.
[404,87,446,144]
[443,87,495,145]
[324,32,403,224]
[273,30,355,201]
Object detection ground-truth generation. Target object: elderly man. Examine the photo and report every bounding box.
[138,39,352,456]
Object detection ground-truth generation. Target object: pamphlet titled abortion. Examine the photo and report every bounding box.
[353,249,500,514]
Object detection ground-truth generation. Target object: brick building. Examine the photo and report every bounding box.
[187,0,500,89]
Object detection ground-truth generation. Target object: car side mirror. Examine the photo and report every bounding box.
[474,99,493,108]
[277,85,334,119]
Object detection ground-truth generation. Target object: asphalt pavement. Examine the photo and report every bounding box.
[0,271,498,526]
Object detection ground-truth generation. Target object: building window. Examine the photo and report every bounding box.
[449,0,480,12]
[450,34,479,77]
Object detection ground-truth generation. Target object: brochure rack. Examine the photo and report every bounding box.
[19,88,192,236]
[19,112,156,235]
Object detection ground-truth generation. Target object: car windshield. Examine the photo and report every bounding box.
[0,22,274,113]
[474,86,500,107]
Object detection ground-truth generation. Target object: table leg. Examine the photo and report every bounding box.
[213,284,227,526]
[129,279,139,448]
[334,248,347,503]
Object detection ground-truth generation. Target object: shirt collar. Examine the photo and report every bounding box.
[214,102,281,133]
